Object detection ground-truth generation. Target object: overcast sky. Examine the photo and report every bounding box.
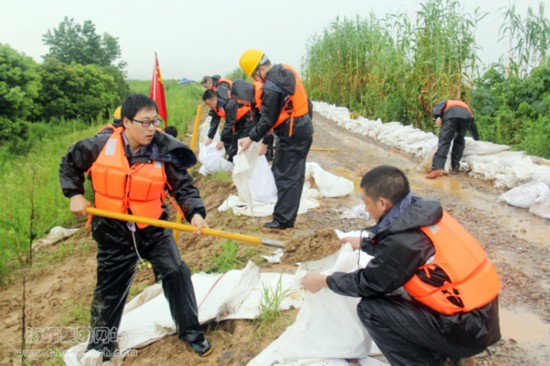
[2,0,548,80]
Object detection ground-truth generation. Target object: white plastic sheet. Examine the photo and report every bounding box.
[197,142,233,175]
[220,160,353,217]
[64,262,302,365]
[306,162,354,198]
[249,240,381,365]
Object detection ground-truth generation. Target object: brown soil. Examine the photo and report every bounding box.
[282,229,341,264]
[1,111,549,365]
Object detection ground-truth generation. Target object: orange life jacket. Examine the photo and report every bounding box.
[403,211,501,315]
[98,124,123,134]
[236,104,252,121]
[270,64,309,137]
[212,78,232,92]
[443,100,474,116]
[233,104,253,133]
[89,131,168,229]
[215,106,226,118]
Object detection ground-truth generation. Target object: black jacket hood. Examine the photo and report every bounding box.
[265,64,296,95]
[153,131,197,170]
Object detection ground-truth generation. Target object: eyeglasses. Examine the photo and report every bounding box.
[132,118,160,128]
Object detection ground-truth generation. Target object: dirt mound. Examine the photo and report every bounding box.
[282,229,341,264]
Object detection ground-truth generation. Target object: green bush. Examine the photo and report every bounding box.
[38,57,119,121]
[0,43,42,121]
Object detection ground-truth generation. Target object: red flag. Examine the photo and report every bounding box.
[150,52,168,126]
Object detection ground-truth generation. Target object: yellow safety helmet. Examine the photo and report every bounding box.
[113,106,122,119]
[239,49,265,77]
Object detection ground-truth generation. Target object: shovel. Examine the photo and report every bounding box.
[86,207,284,248]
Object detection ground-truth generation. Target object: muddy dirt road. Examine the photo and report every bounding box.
[1,111,549,365]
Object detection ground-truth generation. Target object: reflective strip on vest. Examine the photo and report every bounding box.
[443,100,474,116]
[89,131,167,229]
[403,211,501,314]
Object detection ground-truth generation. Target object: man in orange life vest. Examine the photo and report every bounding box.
[238,49,314,229]
[226,79,263,156]
[302,165,501,365]
[97,106,123,135]
[202,88,240,162]
[426,99,476,179]
[59,94,212,360]
[200,74,231,92]
[201,75,232,147]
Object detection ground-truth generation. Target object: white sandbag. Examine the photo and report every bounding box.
[306,162,354,198]
[529,194,550,219]
[248,244,375,365]
[31,226,79,251]
[462,140,509,157]
[497,181,550,209]
[198,116,214,145]
[249,156,278,202]
[467,151,537,188]
[197,143,233,176]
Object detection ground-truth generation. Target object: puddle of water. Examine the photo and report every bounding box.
[333,169,361,192]
[500,307,550,346]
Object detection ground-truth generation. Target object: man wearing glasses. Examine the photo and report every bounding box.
[238,49,314,230]
[59,94,212,360]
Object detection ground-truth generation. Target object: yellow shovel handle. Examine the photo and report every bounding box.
[86,207,282,247]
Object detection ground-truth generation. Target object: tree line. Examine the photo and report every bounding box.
[0,17,129,156]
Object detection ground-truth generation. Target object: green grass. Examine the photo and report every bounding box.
[60,299,90,326]
[0,123,99,284]
[255,275,294,336]
[202,240,259,273]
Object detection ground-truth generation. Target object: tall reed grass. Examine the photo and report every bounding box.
[303,0,481,130]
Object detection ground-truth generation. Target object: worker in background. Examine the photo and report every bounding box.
[302,165,501,366]
[227,79,265,159]
[200,75,232,92]
[164,125,178,138]
[97,106,123,135]
[202,89,238,161]
[238,49,314,230]
[201,76,232,147]
[59,94,212,360]
[426,99,475,179]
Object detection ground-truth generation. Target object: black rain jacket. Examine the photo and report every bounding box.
[59,131,206,238]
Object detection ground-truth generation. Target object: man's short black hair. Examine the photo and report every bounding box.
[360,165,410,204]
[121,94,157,121]
[164,125,178,138]
[202,89,218,101]
[201,76,212,85]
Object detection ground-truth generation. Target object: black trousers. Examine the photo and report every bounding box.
[271,116,314,226]
[357,296,499,366]
[432,118,470,171]
[87,222,203,356]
